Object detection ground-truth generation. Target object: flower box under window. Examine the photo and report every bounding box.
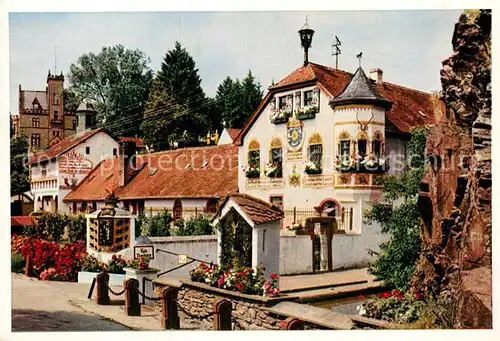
[296,106,318,120]
[270,110,292,124]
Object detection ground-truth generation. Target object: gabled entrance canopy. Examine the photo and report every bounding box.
[212,193,284,228]
[212,193,283,277]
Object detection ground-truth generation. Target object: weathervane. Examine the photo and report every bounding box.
[356,52,363,67]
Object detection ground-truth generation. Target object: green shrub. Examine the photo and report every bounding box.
[24,212,70,242]
[141,209,172,237]
[67,214,86,242]
[135,212,147,238]
[173,215,214,236]
[363,128,427,291]
[11,254,25,273]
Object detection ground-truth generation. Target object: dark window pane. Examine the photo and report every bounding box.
[358,140,367,156]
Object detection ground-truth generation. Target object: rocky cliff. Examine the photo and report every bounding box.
[413,9,491,328]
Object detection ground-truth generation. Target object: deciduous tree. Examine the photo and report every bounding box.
[10,134,30,197]
[68,45,153,137]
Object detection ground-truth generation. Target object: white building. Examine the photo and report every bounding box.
[233,23,442,233]
[29,127,120,213]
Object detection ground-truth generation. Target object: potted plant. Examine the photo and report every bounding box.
[124,255,160,305]
[304,161,322,175]
[77,254,126,286]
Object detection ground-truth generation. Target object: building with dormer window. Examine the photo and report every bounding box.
[233,21,443,239]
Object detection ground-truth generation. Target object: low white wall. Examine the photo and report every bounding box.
[149,236,218,278]
[146,229,385,278]
[331,221,388,270]
[279,235,313,274]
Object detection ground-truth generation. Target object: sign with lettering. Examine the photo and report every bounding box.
[133,245,154,260]
[59,150,93,174]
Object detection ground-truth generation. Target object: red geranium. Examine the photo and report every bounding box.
[270,273,278,280]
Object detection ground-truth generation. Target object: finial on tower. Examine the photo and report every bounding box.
[298,15,315,66]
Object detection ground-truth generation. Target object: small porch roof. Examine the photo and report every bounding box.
[212,192,284,228]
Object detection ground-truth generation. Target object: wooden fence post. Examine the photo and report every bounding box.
[213,298,232,330]
[280,317,305,330]
[96,272,110,305]
[124,278,141,316]
[24,253,32,277]
[160,286,180,330]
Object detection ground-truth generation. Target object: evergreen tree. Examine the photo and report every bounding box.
[157,41,211,139]
[141,78,190,151]
[215,70,263,129]
[11,135,30,197]
[240,70,263,123]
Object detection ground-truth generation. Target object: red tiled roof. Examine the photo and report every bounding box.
[64,144,238,202]
[226,128,242,141]
[29,128,109,165]
[235,62,443,144]
[63,158,120,202]
[217,193,284,225]
[11,216,34,227]
[120,137,145,148]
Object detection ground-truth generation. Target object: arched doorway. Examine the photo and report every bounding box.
[316,198,342,217]
[173,199,183,221]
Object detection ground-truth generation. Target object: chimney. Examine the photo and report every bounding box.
[370,68,383,85]
[119,141,137,187]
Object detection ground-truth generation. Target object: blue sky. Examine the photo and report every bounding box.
[9,10,461,114]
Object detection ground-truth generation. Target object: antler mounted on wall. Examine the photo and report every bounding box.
[356,111,374,131]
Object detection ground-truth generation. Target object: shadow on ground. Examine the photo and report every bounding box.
[12,309,131,332]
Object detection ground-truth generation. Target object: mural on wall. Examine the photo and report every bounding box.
[286,119,305,161]
[59,150,93,189]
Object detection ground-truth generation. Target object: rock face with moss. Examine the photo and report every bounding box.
[413,10,491,328]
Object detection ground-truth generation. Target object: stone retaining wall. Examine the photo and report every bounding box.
[153,280,285,330]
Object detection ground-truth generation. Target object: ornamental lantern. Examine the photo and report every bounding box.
[298,17,315,66]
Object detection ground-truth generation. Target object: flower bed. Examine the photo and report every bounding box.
[11,235,86,281]
[357,290,426,324]
[189,263,280,297]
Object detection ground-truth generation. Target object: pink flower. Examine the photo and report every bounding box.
[217,275,225,288]
[415,293,421,299]
[358,294,365,299]
[264,281,271,289]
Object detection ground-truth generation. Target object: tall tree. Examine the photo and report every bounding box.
[11,135,30,197]
[157,41,212,139]
[240,70,263,123]
[141,78,190,151]
[63,89,81,113]
[215,70,263,129]
[68,45,153,137]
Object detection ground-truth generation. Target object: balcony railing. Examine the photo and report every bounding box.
[335,173,383,188]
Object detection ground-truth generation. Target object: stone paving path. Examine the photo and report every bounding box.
[11,273,130,332]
